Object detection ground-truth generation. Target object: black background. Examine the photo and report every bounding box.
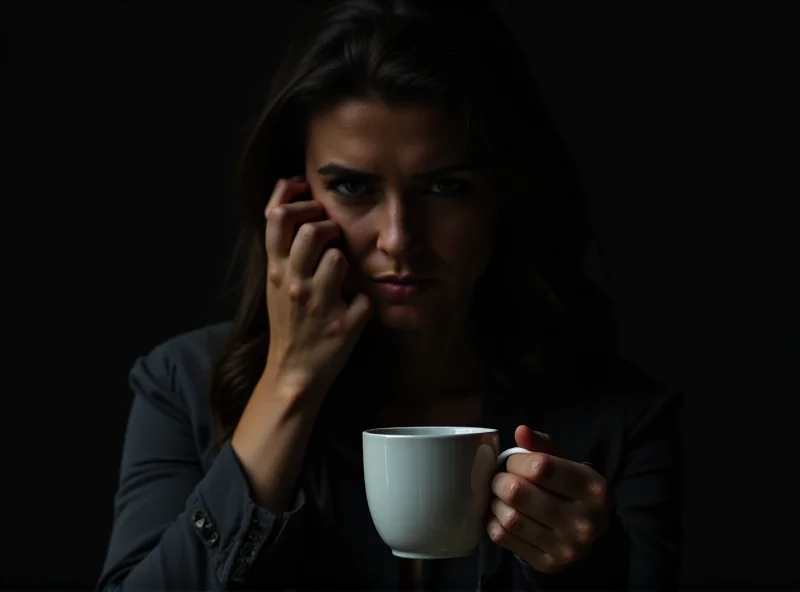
[5,1,795,589]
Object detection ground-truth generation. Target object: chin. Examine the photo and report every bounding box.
[375,305,428,330]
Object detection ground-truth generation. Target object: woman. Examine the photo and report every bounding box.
[98,0,683,590]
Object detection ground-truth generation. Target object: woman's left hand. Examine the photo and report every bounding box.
[488,426,614,574]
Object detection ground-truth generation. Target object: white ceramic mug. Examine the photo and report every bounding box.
[362,426,530,559]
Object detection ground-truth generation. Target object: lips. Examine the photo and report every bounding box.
[372,275,437,299]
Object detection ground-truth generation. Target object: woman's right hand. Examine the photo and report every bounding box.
[262,177,372,401]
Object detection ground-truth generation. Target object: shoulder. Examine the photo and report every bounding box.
[583,354,683,426]
[135,322,232,382]
[538,354,683,469]
[128,322,233,444]
[556,352,682,422]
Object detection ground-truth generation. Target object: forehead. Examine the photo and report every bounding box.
[306,100,469,165]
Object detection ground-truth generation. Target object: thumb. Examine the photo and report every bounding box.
[514,425,554,455]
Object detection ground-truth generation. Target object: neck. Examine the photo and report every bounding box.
[320,314,489,450]
[372,316,487,402]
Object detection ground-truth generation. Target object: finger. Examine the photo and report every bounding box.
[487,517,564,575]
[265,200,326,260]
[343,292,373,334]
[490,498,560,553]
[505,452,603,503]
[264,177,308,218]
[514,425,554,455]
[288,220,342,276]
[314,247,349,298]
[491,472,565,530]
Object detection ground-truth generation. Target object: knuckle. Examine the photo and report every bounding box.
[588,479,608,506]
[327,248,343,266]
[325,318,346,336]
[488,521,509,544]
[267,206,286,223]
[287,282,308,302]
[505,476,527,505]
[500,508,521,533]
[268,265,283,286]
[529,454,548,479]
[298,223,318,242]
[572,518,595,544]
[306,299,322,316]
[559,544,578,564]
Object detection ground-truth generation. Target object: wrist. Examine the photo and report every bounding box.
[259,361,327,407]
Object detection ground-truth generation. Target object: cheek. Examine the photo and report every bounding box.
[323,211,374,262]
[308,183,372,260]
[431,208,496,277]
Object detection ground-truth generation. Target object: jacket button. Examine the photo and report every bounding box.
[191,509,219,547]
[192,510,208,530]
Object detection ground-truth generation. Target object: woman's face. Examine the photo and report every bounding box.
[305,99,500,330]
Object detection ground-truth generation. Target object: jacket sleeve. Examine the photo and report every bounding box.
[517,387,685,591]
[97,349,313,591]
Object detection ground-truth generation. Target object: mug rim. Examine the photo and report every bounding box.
[363,426,498,438]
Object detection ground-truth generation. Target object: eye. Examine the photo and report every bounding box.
[325,179,370,198]
[427,179,471,196]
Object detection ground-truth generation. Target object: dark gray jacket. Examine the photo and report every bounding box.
[98,323,683,591]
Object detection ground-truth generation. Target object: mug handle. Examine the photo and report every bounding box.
[496,446,532,468]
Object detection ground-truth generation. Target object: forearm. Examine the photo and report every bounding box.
[231,367,325,514]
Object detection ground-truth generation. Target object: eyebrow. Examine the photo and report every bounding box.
[316,161,477,180]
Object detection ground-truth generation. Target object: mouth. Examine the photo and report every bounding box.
[371,274,438,299]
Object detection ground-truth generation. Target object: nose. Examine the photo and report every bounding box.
[375,195,422,258]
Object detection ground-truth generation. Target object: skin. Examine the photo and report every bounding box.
[490,426,614,574]
[256,99,613,576]
[304,99,497,398]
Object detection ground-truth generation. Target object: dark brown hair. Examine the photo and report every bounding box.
[209,0,617,443]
